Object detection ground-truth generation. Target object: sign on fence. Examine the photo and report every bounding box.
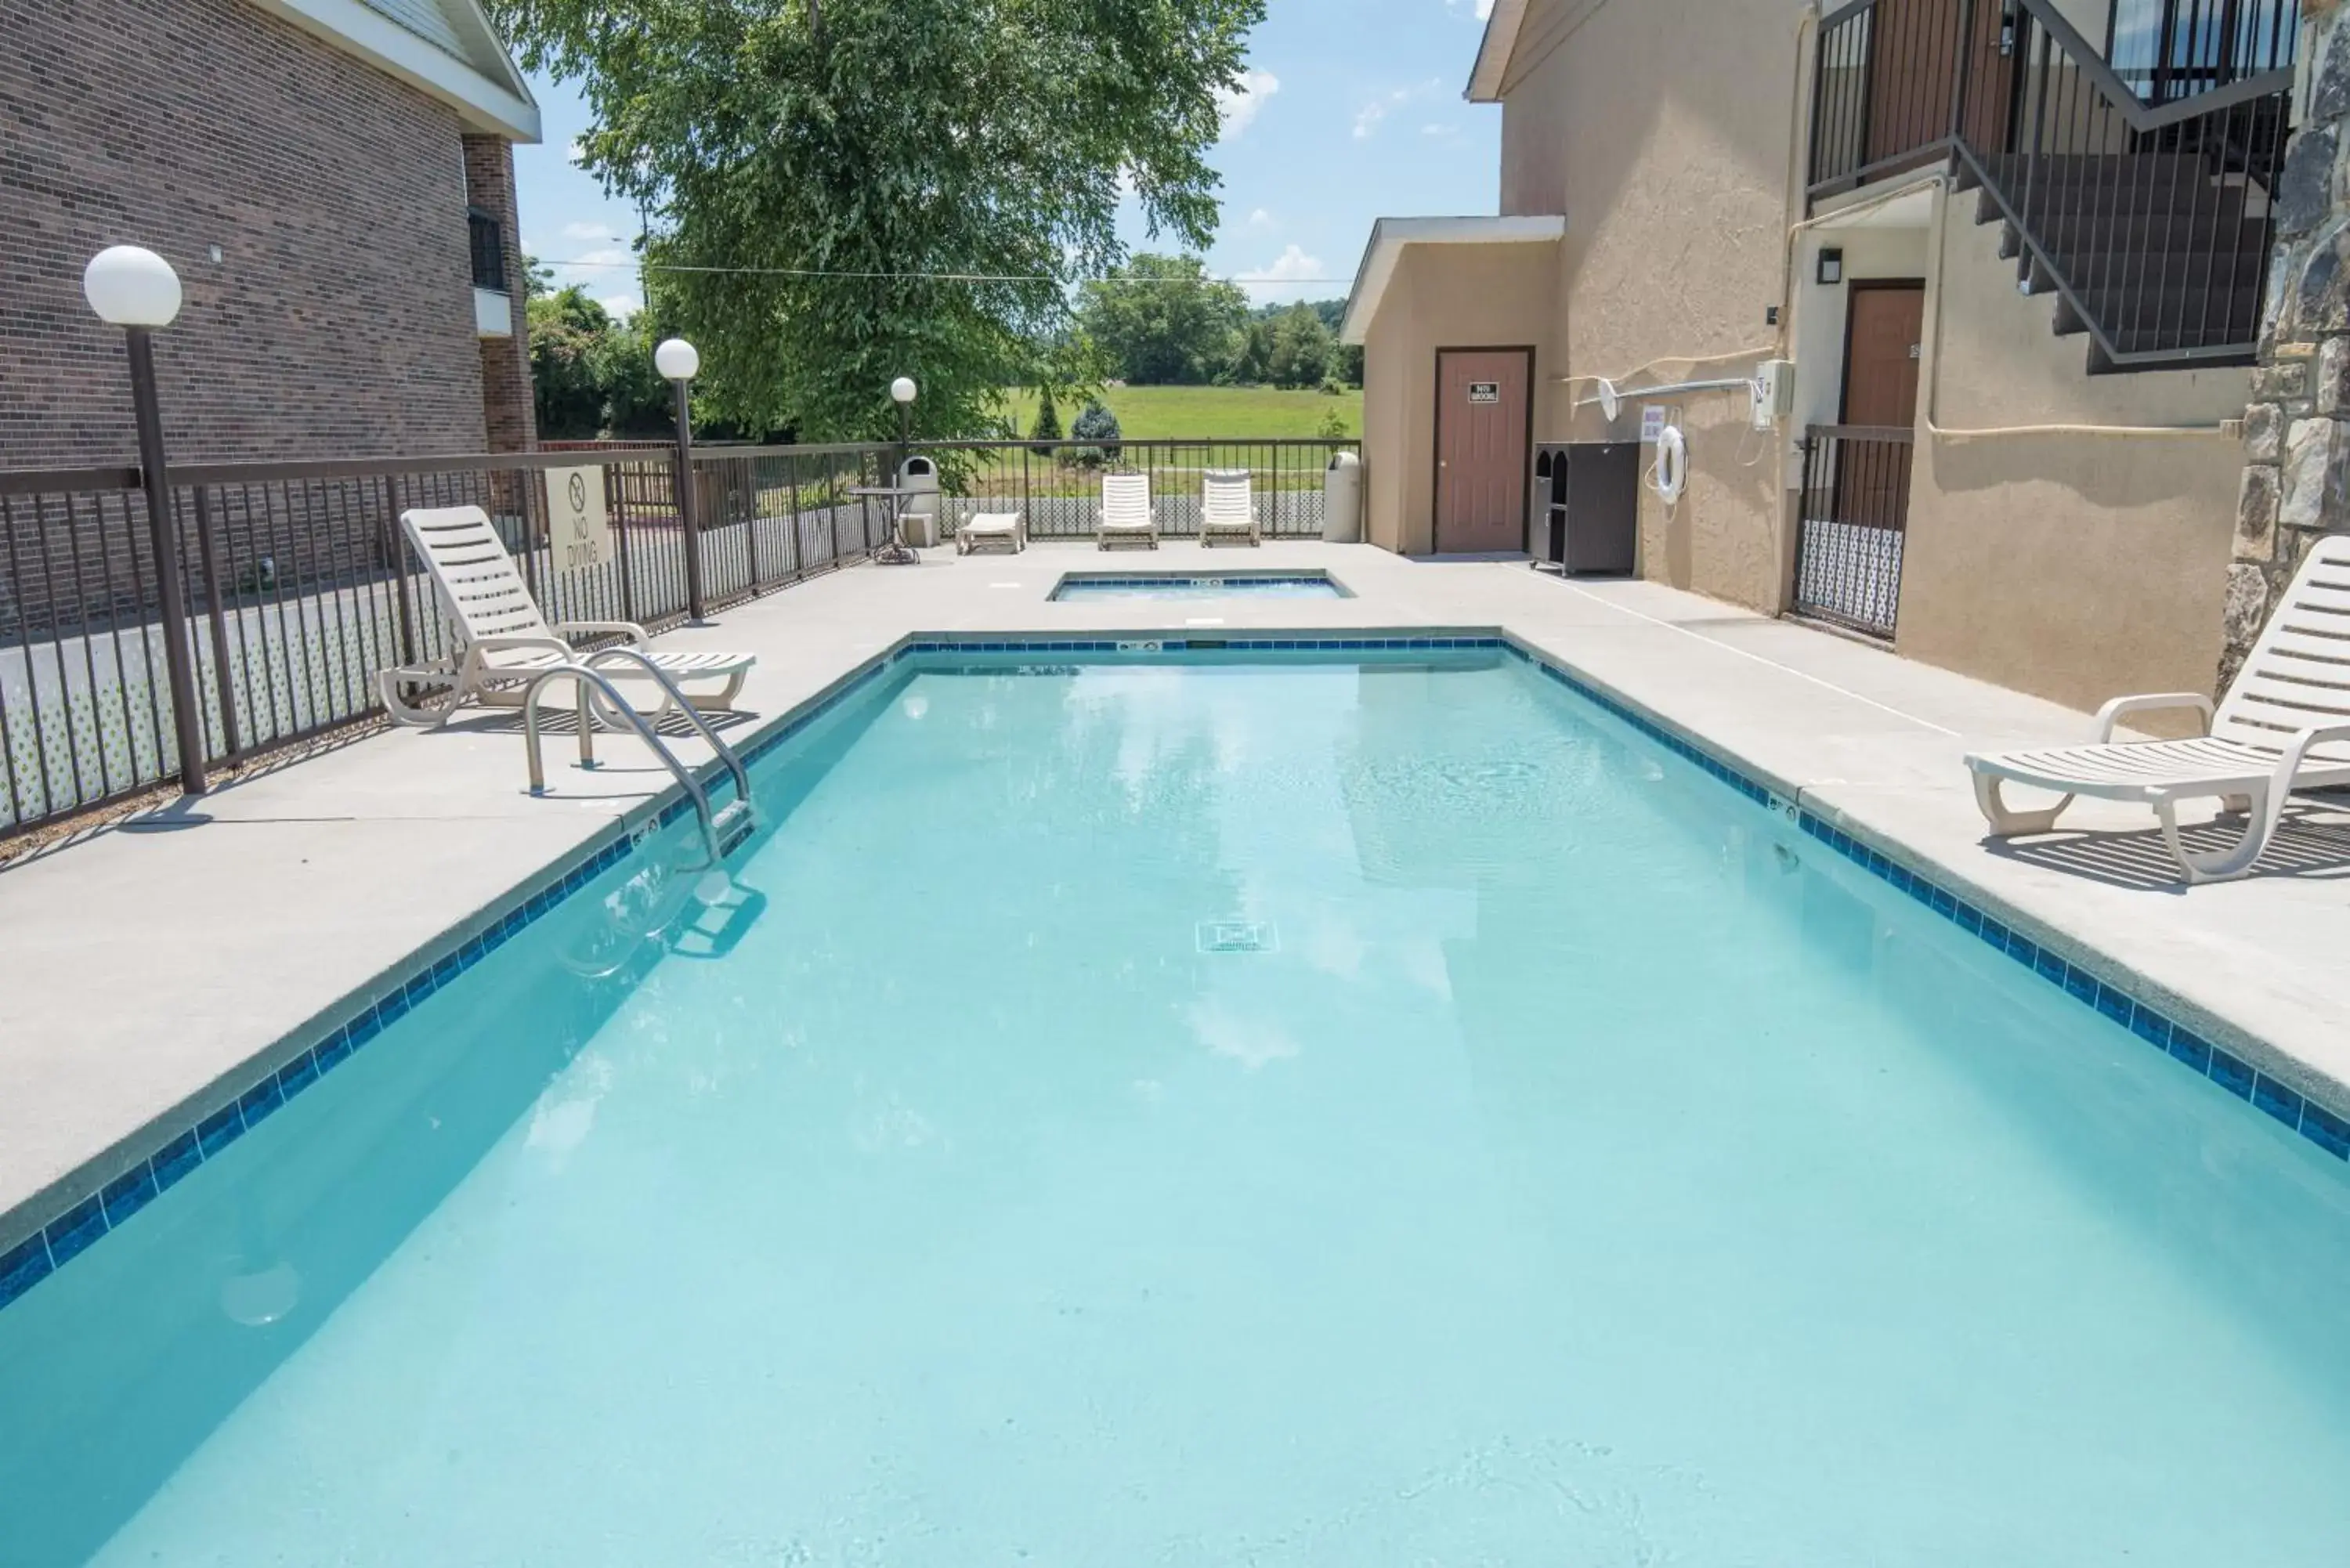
[547,464,611,572]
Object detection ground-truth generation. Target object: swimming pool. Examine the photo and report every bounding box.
[1049,569,1347,601]
[5,645,2348,1566]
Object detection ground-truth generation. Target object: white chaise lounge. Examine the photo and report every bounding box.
[1098,472,1158,550]
[1200,469,1260,547]
[1966,534,2350,883]
[378,504,756,728]
[957,510,1025,554]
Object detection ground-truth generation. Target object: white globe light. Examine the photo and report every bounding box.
[82,245,183,328]
[891,376,918,405]
[654,337,700,381]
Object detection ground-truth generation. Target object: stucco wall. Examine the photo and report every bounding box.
[1893,190,2245,710]
[1361,243,1561,556]
[1498,0,1810,609]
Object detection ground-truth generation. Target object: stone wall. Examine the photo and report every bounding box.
[2228,2,2350,687]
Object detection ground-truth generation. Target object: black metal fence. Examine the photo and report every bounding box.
[0,444,892,839]
[1808,0,2294,367]
[920,439,1358,540]
[1793,425,1914,640]
[0,434,1356,838]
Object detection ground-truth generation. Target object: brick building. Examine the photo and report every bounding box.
[0,0,542,466]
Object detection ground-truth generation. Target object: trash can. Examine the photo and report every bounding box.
[1322,450,1362,543]
[898,453,941,548]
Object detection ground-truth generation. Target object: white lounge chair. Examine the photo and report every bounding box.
[956,510,1025,555]
[1200,469,1260,547]
[1966,534,2350,883]
[377,504,755,728]
[1098,472,1158,550]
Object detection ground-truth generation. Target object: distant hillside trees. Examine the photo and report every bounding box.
[1077,253,1363,390]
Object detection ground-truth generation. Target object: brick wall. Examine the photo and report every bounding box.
[0,0,496,467]
[464,134,537,453]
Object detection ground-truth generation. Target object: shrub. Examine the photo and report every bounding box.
[1030,388,1063,442]
[1065,399,1123,467]
[1315,405,1350,440]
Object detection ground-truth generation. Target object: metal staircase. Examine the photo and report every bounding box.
[1811,0,2294,371]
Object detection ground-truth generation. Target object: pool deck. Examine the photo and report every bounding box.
[6,539,2348,1249]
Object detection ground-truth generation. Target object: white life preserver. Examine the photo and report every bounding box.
[1648,422,1687,505]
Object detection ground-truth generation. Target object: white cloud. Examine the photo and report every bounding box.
[566,137,588,166]
[1235,244,1329,304]
[597,293,642,320]
[562,219,617,241]
[1422,122,1462,139]
[1446,0,1497,16]
[1353,78,1443,140]
[1216,68,1280,140]
[1246,207,1275,229]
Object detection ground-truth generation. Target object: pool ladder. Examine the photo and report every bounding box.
[520,647,757,870]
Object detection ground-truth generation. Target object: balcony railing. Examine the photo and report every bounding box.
[1807,0,2294,367]
[1794,426,1914,640]
[468,208,508,294]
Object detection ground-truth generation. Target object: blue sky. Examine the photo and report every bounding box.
[513,0,1503,319]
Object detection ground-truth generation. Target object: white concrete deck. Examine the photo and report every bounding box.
[5,539,2347,1247]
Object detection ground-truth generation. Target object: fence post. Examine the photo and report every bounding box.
[123,327,208,795]
[670,388,707,622]
[190,486,240,759]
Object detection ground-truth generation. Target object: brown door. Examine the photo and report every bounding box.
[1839,282,1924,529]
[1434,349,1532,555]
[1864,0,2015,164]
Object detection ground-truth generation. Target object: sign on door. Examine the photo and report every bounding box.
[547,464,611,573]
[1467,381,1501,404]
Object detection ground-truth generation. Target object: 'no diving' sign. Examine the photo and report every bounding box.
[548,465,611,573]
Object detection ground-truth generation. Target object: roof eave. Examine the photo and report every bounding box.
[1339,215,1567,345]
[243,0,542,142]
[1465,0,1531,103]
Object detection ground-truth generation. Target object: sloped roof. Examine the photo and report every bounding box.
[246,0,540,141]
[1340,215,1566,344]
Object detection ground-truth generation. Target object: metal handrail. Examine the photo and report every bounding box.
[520,654,755,871]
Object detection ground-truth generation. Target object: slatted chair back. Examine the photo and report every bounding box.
[1202,470,1254,529]
[400,505,554,646]
[1101,473,1152,529]
[2214,533,2350,753]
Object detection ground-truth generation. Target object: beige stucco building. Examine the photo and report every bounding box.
[1341,0,2285,716]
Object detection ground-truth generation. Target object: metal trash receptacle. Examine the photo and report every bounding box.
[898,454,941,548]
[1323,450,1361,544]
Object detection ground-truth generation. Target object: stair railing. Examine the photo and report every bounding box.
[1810,0,2294,367]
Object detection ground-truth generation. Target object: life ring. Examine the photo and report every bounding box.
[1648,423,1687,504]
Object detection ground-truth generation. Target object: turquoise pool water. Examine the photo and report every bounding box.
[5,650,2348,1566]
[1049,572,1345,601]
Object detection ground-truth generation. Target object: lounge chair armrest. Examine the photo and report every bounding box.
[2275,721,2350,779]
[555,620,653,649]
[2094,692,2213,742]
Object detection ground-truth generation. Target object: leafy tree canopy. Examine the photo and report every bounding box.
[1078,254,1249,386]
[490,0,1265,443]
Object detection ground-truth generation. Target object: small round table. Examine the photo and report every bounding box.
[847,485,924,565]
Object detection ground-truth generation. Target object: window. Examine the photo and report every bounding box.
[2105,0,2299,103]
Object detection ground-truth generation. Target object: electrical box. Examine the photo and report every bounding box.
[1748,359,1796,431]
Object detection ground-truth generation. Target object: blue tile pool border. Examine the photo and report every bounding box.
[1047,570,1352,602]
[5,630,2341,1318]
[1487,633,2350,1171]
[0,650,908,1314]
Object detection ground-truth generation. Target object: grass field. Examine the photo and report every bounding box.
[996,384,1361,440]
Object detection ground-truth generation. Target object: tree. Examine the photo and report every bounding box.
[1078,254,1249,385]
[1262,302,1335,389]
[490,0,1265,443]
[527,285,613,439]
[1030,388,1063,442]
[1068,399,1122,467]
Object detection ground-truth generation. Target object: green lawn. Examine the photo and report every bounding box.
[996,384,1361,440]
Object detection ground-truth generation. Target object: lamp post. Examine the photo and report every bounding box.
[890,374,917,503]
[656,336,707,621]
[84,245,208,795]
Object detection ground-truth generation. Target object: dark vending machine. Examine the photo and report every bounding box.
[1531,443,1639,576]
